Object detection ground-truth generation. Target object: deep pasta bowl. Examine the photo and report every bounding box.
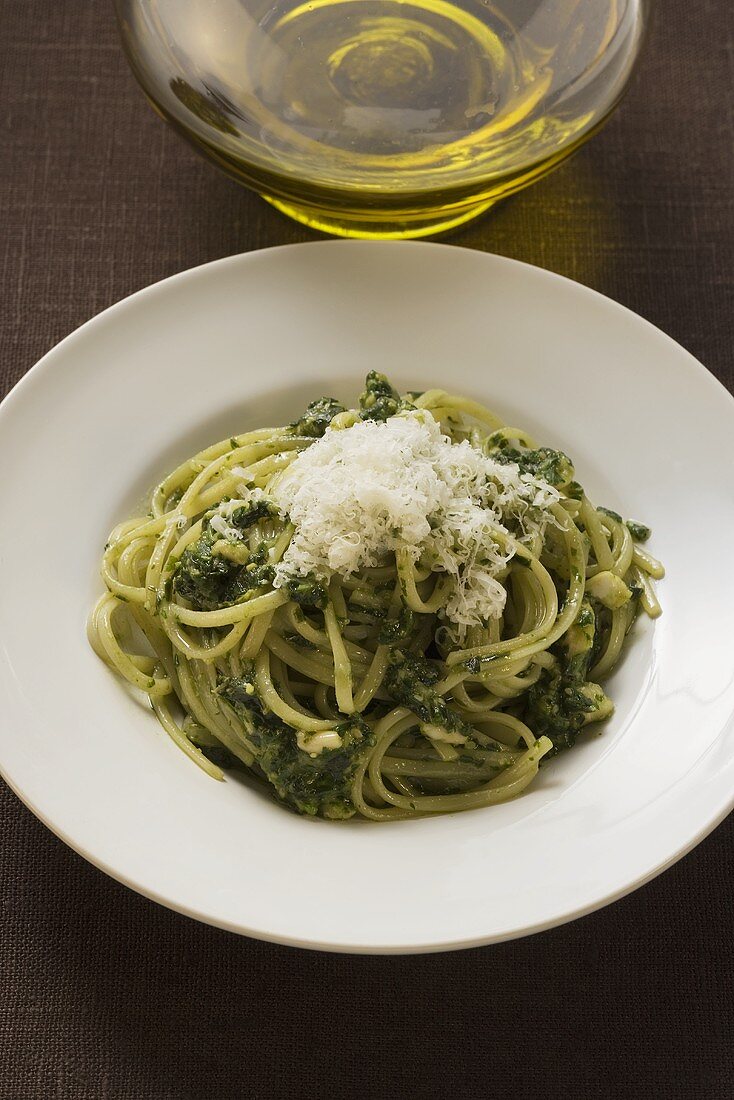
[1,241,733,953]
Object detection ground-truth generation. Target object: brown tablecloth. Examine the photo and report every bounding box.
[2,2,733,1097]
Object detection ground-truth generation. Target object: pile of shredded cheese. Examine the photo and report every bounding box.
[268,411,559,637]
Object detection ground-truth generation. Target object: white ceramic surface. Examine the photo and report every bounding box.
[1,241,733,954]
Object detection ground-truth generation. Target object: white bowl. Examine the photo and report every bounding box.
[1,241,733,953]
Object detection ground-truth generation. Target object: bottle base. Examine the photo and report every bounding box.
[261,194,496,239]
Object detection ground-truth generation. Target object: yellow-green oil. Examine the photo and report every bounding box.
[125,0,645,236]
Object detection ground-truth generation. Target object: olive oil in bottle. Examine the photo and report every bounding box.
[120,0,646,236]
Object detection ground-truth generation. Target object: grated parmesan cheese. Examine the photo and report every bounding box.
[271,411,559,639]
[209,513,242,541]
[208,489,274,543]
